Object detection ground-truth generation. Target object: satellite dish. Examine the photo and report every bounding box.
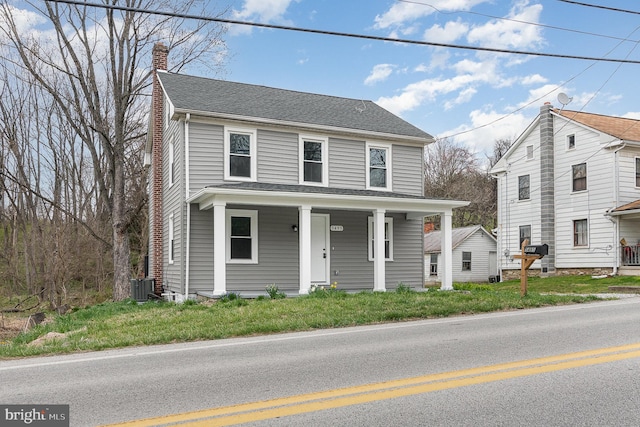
[557,92,572,106]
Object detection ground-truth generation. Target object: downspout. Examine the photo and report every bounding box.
[184,113,191,300]
[608,142,626,275]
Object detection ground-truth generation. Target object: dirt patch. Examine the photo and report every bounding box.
[0,315,28,342]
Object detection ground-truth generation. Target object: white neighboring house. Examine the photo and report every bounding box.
[490,104,640,279]
[424,225,498,283]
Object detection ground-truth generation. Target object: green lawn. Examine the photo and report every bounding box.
[4,274,637,359]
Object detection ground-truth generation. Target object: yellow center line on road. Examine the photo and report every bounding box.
[104,342,640,427]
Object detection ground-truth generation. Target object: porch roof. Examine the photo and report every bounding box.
[609,199,640,217]
[187,182,469,217]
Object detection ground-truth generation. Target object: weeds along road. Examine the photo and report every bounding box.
[1,297,640,426]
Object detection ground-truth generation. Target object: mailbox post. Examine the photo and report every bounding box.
[512,240,547,296]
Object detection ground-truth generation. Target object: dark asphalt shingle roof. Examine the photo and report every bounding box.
[423,225,496,253]
[158,72,432,140]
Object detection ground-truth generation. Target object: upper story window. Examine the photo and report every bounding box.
[567,134,576,150]
[636,157,640,187]
[299,135,328,186]
[519,225,531,249]
[225,127,257,181]
[518,175,530,200]
[462,251,471,271]
[226,209,258,263]
[526,145,534,160]
[366,142,392,191]
[572,163,587,192]
[573,219,588,247]
[367,217,393,261]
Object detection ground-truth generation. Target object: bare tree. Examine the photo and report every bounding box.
[0,0,229,300]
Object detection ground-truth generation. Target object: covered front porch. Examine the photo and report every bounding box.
[608,199,640,274]
[187,183,468,297]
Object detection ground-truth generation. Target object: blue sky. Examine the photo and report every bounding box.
[222,0,640,158]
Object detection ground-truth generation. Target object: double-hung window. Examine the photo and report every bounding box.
[299,135,328,186]
[366,142,392,190]
[225,127,257,181]
[226,210,258,263]
[169,214,175,264]
[429,254,438,276]
[367,217,393,261]
[567,134,576,150]
[519,225,531,249]
[572,163,587,192]
[573,219,588,247]
[636,157,640,187]
[462,252,471,271]
[518,175,530,200]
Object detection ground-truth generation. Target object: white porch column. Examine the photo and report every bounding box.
[299,205,312,294]
[373,208,386,292]
[213,201,227,296]
[440,210,453,290]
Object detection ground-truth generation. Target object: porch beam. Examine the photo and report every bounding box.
[299,205,312,294]
[373,208,386,292]
[440,211,453,290]
[213,201,227,296]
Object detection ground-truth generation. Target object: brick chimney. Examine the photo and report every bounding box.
[539,103,555,275]
[150,42,168,295]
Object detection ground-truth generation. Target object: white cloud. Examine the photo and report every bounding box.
[467,2,544,50]
[230,0,298,35]
[364,64,395,86]
[622,112,640,120]
[374,0,488,30]
[423,19,469,44]
[521,74,547,85]
[444,87,477,110]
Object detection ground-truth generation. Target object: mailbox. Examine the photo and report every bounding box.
[523,244,548,257]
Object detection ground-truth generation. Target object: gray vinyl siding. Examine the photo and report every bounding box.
[188,205,214,294]
[163,119,185,293]
[258,130,298,184]
[189,121,224,192]
[226,205,300,292]
[329,138,366,189]
[392,145,424,196]
[386,213,424,288]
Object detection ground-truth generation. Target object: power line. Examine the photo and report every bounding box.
[557,0,640,15]
[46,0,640,65]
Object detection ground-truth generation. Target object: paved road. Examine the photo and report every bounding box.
[1,297,640,426]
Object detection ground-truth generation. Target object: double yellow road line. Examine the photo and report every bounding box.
[108,342,640,426]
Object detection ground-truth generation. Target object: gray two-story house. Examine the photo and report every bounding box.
[146,43,467,300]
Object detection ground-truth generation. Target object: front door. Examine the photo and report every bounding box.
[311,214,329,283]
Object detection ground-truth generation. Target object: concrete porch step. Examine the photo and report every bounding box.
[618,266,640,276]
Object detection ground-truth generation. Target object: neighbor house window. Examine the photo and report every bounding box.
[526,145,534,160]
[519,225,531,249]
[366,142,392,190]
[299,135,328,186]
[430,254,438,276]
[518,175,530,200]
[573,219,588,247]
[226,210,258,263]
[636,157,640,187]
[572,163,587,192]
[567,134,575,150]
[169,139,176,186]
[368,217,393,261]
[225,127,257,181]
[462,252,471,271]
[169,214,175,264]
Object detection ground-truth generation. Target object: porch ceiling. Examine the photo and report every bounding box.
[187,182,469,216]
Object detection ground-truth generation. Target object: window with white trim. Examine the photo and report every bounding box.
[519,225,531,249]
[169,139,175,186]
[567,134,575,150]
[366,142,392,190]
[226,209,258,263]
[518,175,530,200]
[573,219,588,247]
[462,251,471,271]
[225,127,257,181]
[367,217,393,261]
[169,213,175,264]
[429,254,438,276]
[572,163,587,192]
[635,157,640,187]
[299,135,328,186]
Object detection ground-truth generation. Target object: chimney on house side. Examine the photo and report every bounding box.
[539,103,555,275]
[150,42,169,295]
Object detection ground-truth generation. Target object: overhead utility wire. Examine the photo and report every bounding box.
[47,0,640,65]
[399,0,640,43]
[558,0,640,15]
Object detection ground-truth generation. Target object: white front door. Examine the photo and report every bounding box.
[311,214,329,283]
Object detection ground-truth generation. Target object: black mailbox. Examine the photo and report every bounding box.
[524,244,548,257]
